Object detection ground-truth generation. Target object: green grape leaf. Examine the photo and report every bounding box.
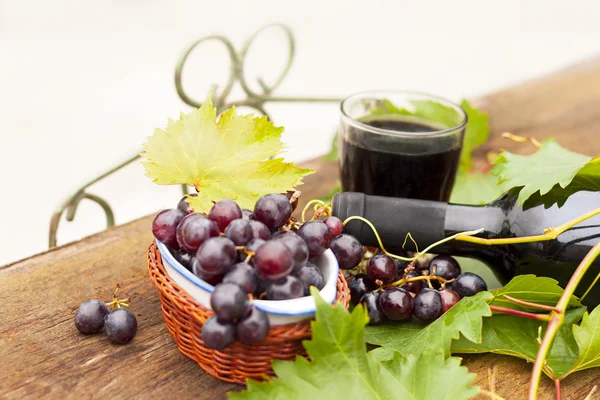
[458,100,489,172]
[491,139,599,209]
[488,275,582,312]
[364,291,492,358]
[569,306,600,375]
[141,98,313,212]
[230,289,478,400]
[452,307,586,379]
[408,99,462,128]
[450,170,503,205]
[522,157,600,209]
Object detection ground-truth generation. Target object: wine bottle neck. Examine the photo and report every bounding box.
[332,192,449,250]
[445,203,507,238]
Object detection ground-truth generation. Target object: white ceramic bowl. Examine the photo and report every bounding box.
[156,240,339,325]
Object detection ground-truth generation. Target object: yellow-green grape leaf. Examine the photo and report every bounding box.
[491,140,596,209]
[230,289,478,400]
[141,99,313,212]
[569,306,600,375]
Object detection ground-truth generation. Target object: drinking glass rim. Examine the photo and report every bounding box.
[340,90,468,137]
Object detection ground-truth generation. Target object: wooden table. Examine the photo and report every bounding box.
[2,59,600,400]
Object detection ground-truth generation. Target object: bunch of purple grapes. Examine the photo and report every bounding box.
[151,192,365,350]
[348,254,487,325]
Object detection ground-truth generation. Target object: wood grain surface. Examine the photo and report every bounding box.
[2,58,600,400]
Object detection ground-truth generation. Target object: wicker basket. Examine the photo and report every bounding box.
[147,242,351,384]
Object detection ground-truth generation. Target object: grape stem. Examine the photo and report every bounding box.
[489,305,551,322]
[301,199,325,222]
[501,295,561,313]
[478,390,506,400]
[389,274,454,289]
[342,215,484,262]
[455,207,600,246]
[584,386,598,400]
[501,132,542,148]
[579,271,600,303]
[554,378,561,400]
[528,239,600,400]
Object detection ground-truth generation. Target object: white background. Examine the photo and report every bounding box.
[1,0,599,265]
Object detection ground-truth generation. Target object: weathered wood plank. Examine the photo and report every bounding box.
[2,57,600,400]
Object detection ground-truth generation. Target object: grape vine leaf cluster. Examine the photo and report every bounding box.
[364,291,492,359]
[141,97,313,212]
[230,289,479,400]
[491,139,600,209]
[451,307,586,379]
[451,275,600,380]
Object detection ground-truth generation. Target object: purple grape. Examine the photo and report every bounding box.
[176,213,219,253]
[266,275,304,300]
[242,209,255,220]
[254,240,294,281]
[330,234,364,270]
[254,194,292,229]
[413,288,442,322]
[246,238,266,254]
[367,254,398,284]
[395,258,408,275]
[74,300,109,334]
[249,220,270,240]
[223,263,258,294]
[104,308,138,344]
[378,287,413,321]
[453,273,488,297]
[324,216,343,237]
[173,250,195,271]
[294,261,324,295]
[428,255,461,280]
[195,237,236,275]
[297,220,332,258]
[439,289,461,314]
[403,271,424,294]
[152,209,186,249]
[191,259,224,286]
[360,292,384,325]
[202,315,235,350]
[210,283,249,322]
[273,233,309,272]
[225,219,253,246]
[236,307,269,345]
[271,230,296,239]
[348,274,377,304]
[209,199,242,232]
[177,193,197,214]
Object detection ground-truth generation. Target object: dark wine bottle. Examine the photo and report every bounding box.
[333,191,600,306]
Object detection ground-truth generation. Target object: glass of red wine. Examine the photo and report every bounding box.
[339,91,467,201]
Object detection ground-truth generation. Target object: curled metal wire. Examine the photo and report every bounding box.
[49,23,341,248]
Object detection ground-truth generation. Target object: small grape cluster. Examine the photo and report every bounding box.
[74,286,138,344]
[348,254,488,325]
[152,192,365,350]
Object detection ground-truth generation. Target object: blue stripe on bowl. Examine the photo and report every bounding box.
[156,240,338,316]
